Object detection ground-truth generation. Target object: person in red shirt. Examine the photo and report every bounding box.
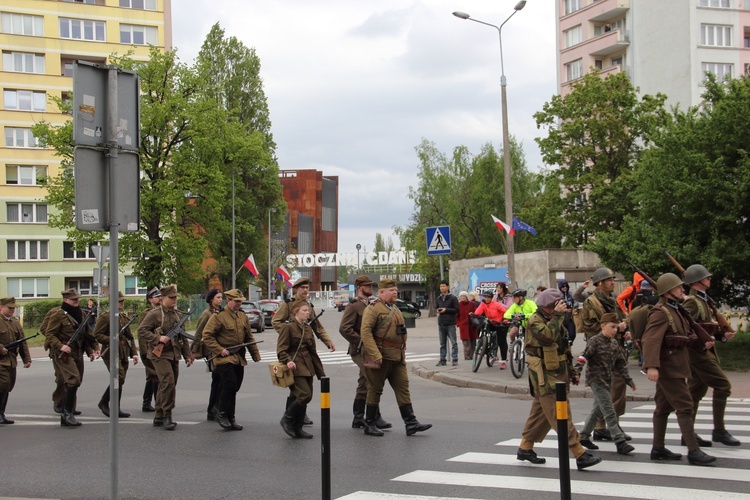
[473,291,509,368]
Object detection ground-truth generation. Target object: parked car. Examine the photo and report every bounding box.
[333,294,352,312]
[240,301,265,332]
[395,299,421,318]
[258,299,281,327]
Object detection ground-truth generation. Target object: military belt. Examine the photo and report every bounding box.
[375,337,405,350]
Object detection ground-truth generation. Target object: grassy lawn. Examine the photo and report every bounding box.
[715,331,750,373]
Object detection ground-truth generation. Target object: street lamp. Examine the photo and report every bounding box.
[268,208,276,299]
[356,243,361,272]
[231,170,236,289]
[453,0,526,288]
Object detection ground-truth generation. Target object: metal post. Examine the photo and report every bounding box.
[321,377,331,500]
[268,209,272,299]
[555,381,571,500]
[500,81,515,288]
[106,65,120,500]
[231,171,236,289]
[439,255,444,282]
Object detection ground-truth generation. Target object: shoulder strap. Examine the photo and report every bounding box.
[587,294,605,318]
[654,303,678,334]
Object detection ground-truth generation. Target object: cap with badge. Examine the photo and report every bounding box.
[378,278,397,289]
[147,287,161,299]
[600,312,619,324]
[160,285,178,298]
[355,275,375,288]
[223,289,246,301]
[61,288,82,300]
[292,277,311,289]
[0,297,17,308]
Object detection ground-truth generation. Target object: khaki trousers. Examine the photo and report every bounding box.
[365,358,411,407]
[689,348,731,429]
[153,358,179,415]
[520,393,585,458]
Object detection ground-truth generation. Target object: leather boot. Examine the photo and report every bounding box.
[61,387,81,427]
[98,387,111,417]
[142,381,155,412]
[399,403,431,436]
[576,452,602,470]
[650,447,682,460]
[217,412,232,430]
[117,390,130,418]
[228,417,243,431]
[615,440,635,455]
[0,392,14,424]
[352,398,366,429]
[374,410,392,430]
[280,400,298,437]
[688,448,717,466]
[163,413,177,431]
[363,404,384,437]
[681,435,712,447]
[516,448,546,464]
[287,396,313,427]
[712,429,741,446]
[294,404,313,439]
[207,405,218,421]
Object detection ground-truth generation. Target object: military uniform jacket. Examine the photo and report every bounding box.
[272,296,328,340]
[582,333,634,390]
[191,307,219,358]
[94,312,137,360]
[683,289,719,360]
[0,314,31,368]
[582,289,626,345]
[202,308,260,367]
[138,306,191,361]
[43,307,99,356]
[339,298,368,356]
[137,306,156,357]
[628,304,652,344]
[642,300,695,378]
[360,300,407,363]
[277,319,325,378]
[525,309,573,397]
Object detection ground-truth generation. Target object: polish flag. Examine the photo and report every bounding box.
[243,254,259,277]
[492,215,515,235]
[276,266,293,287]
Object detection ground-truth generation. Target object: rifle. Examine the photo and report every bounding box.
[308,309,325,340]
[663,249,734,340]
[58,308,95,362]
[204,340,263,363]
[3,332,39,352]
[101,314,138,358]
[626,259,714,346]
[152,309,193,358]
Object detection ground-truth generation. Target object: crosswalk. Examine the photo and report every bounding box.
[254,349,440,367]
[338,400,750,499]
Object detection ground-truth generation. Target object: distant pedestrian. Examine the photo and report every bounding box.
[456,291,478,360]
[493,282,513,309]
[557,279,579,345]
[435,280,459,366]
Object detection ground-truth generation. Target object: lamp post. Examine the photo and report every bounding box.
[453,0,526,288]
[268,208,276,299]
[356,243,361,272]
[231,170,236,289]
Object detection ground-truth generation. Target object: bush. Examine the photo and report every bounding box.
[715,331,750,372]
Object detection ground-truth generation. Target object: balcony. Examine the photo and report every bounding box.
[588,0,630,23]
[562,28,630,58]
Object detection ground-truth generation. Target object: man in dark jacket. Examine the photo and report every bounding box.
[557,279,579,345]
[435,280,459,366]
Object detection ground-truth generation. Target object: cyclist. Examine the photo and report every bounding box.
[504,289,538,345]
[473,290,508,368]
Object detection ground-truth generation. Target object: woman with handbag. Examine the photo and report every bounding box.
[277,302,335,439]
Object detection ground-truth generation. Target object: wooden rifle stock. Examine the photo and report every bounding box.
[625,259,657,290]
[58,308,95,363]
[204,340,263,363]
[152,309,192,358]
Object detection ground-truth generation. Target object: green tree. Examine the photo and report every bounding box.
[534,71,668,246]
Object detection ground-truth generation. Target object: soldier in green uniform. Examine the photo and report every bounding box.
[0,297,32,424]
[581,267,630,441]
[516,288,602,470]
[360,279,431,437]
[190,288,223,421]
[44,289,101,427]
[137,287,161,412]
[272,277,326,426]
[642,273,716,465]
[682,264,740,447]
[138,285,194,430]
[202,289,261,431]
[94,292,138,418]
[338,275,391,430]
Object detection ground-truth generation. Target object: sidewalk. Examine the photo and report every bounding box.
[407,316,750,400]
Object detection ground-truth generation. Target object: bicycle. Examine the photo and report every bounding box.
[508,313,527,379]
[470,315,507,373]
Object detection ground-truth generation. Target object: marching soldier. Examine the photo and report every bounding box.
[360,279,431,437]
[682,264,740,447]
[138,285,194,430]
[201,289,261,431]
[138,287,161,412]
[0,297,32,424]
[581,267,631,441]
[44,289,100,427]
[516,289,601,470]
[94,292,138,418]
[338,275,391,430]
[642,273,716,465]
[191,288,223,421]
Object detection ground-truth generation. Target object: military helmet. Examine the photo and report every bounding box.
[591,267,616,285]
[684,264,712,285]
[656,273,684,296]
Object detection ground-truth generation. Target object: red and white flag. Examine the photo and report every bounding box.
[276,265,293,287]
[491,215,515,235]
[243,254,259,277]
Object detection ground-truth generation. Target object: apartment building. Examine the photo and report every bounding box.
[1,0,171,304]
[557,0,750,108]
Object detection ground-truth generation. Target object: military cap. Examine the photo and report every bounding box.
[355,275,375,287]
[146,287,161,299]
[160,285,178,298]
[61,288,82,300]
[378,278,397,289]
[205,288,222,304]
[223,289,246,301]
[292,277,311,288]
[0,297,17,308]
[117,291,125,300]
[600,313,619,324]
[536,289,563,308]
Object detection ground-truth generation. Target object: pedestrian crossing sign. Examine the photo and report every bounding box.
[426,226,451,255]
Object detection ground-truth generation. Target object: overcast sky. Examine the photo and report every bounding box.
[172,1,557,257]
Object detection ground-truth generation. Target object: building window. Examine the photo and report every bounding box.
[120,0,157,10]
[7,240,49,261]
[7,278,50,298]
[59,18,106,42]
[5,128,40,148]
[5,165,46,185]
[2,51,45,74]
[125,276,148,295]
[63,242,99,259]
[1,12,44,36]
[702,62,733,81]
[566,59,583,82]
[4,89,46,112]
[61,0,101,4]
[6,202,47,223]
[564,25,582,48]
[701,24,732,47]
[564,0,581,15]
[699,0,730,7]
[120,24,158,45]
[67,278,97,296]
